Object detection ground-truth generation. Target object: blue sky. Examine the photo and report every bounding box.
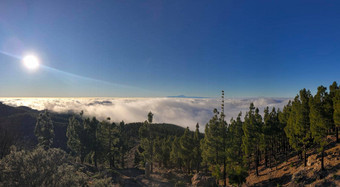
[0,0,339,97]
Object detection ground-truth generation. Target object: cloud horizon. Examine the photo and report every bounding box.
[0,97,291,130]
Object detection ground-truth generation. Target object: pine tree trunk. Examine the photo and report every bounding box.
[110,158,113,168]
[256,149,259,176]
[121,152,125,168]
[269,149,271,168]
[223,157,226,187]
[110,154,115,168]
[336,127,339,143]
[284,140,288,162]
[271,142,274,167]
[80,152,85,164]
[151,162,153,173]
[299,151,302,160]
[321,148,325,170]
[94,151,98,168]
[265,149,268,168]
[304,150,307,167]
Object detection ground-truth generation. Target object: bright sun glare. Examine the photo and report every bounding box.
[23,55,40,70]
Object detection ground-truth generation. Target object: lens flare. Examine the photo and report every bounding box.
[23,55,39,70]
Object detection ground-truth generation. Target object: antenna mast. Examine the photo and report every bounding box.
[221,90,224,121]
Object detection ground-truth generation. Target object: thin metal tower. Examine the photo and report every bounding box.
[221,90,224,121]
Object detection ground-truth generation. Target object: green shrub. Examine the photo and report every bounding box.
[0,147,94,186]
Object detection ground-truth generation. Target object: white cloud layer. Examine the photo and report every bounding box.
[0,97,291,130]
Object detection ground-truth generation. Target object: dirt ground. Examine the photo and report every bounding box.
[245,139,340,186]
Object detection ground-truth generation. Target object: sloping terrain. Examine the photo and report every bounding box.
[246,139,340,186]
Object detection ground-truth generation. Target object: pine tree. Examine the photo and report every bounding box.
[227,112,248,186]
[139,112,155,172]
[170,136,182,169]
[334,90,340,143]
[118,121,127,168]
[97,119,119,168]
[66,114,88,163]
[263,107,271,168]
[179,127,194,173]
[309,86,333,170]
[201,108,227,183]
[242,103,263,176]
[285,89,312,167]
[279,100,292,157]
[153,137,163,167]
[330,81,339,143]
[227,112,244,166]
[160,137,171,168]
[193,123,202,173]
[270,108,282,167]
[35,110,54,150]
[263,107,281,168]
[85,117,100,167]
[148,111,153,123]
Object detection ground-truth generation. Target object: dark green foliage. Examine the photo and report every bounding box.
[66,114,87,163]
[148,111,153,123]
[118,121,128,168]
[170,136,182,169]
[84,117,100,167]
[0,147,87,186]
[66,115,83,159]
[228,166,248,186]
[285,89,312,167]
[309,86,333,170]
[0,125,18,158]
[97,120,119,168]
[263,107,282,167]
[139,112,155,172]
[242,103,263,176]
[227,112,249,186]
[331,83,340,142]
[227,112,244,165]
[201,108,228,182]
[193,123,202,173]
[66,113,101,166]
[0,147,113,186]
[153,137,171,168]
[35,110,54,149]
[179,127,194,173]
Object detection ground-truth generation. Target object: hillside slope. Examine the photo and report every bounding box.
[245,138,340,186]
[0,102,187,151]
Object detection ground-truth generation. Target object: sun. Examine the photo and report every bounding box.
[23,55,40,70]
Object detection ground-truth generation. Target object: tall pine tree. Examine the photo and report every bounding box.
[285,89,312,167]
[179,127,194,173]
[193,123,202,173]
[242,103,263,176]
[309,86,333,170]
[329,81,339,143]
[35,110,54,150]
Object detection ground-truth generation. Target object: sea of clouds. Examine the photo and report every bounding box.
[0,97,291,130]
